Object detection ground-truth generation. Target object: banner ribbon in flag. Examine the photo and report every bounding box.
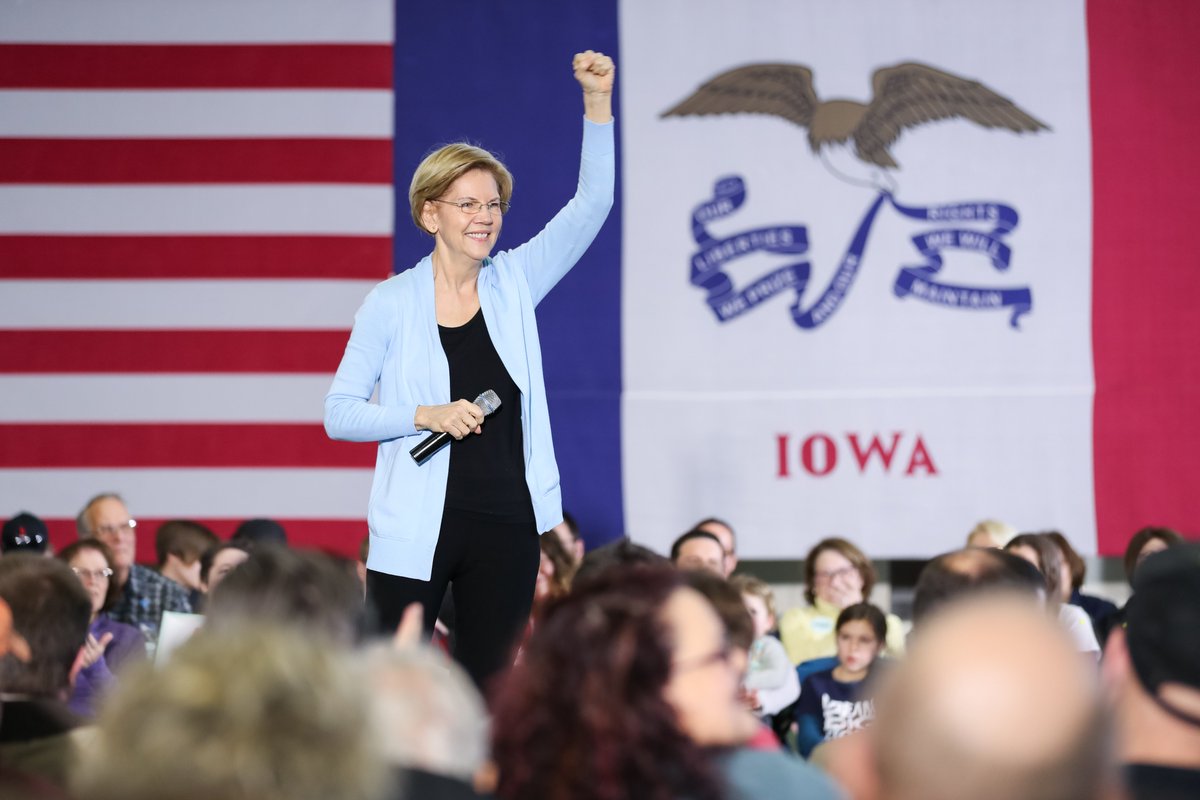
[689,176,1033,329]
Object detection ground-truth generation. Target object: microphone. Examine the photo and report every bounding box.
[409,389,501,466]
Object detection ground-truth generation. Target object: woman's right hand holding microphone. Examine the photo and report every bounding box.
[415,400,485,440]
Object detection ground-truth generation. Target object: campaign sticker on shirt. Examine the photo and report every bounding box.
[810,617,835,636]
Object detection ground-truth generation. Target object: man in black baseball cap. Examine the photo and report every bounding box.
[2,511,49,555]
[1102,540,1200,800]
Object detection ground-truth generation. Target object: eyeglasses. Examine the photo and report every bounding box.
[90,519,136,538]
[814,566,857,582]
[430,198,510,216]
[673,641,733,674]
[72,567,114,581]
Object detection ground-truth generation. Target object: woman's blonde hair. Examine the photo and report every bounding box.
[967,519,1017,549]
[729,573,777,621]
[409,143,514,235]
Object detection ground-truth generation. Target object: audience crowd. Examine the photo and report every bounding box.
[0,496,1196,800]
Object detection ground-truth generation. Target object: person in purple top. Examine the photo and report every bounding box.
[57,539,146,717]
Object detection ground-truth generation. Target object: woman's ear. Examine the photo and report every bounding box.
[421,201,439,235]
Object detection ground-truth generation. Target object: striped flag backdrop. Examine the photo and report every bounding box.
[0,1,395,559]
[1,0,1195,560]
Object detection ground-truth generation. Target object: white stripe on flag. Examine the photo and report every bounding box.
[0,90,393,138]
[0,376,337,423]
[0,468,374,518]
[5,280,375,330]
[0,0,394,44]
[0,186,393,234]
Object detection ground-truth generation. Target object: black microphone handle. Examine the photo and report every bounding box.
[409,430,453,466]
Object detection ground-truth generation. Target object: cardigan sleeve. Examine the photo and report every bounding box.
[325,285,421,441]
[499,117,615,305]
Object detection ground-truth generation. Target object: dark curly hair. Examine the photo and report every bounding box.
[492,565,724,800]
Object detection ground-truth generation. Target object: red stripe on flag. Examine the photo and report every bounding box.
[45,518,369,561]
[0,236,392,279]
[0,330,349,373]
[0,139,392,184]
[0,44,393,88]
[0,424,375,468]
[1089,0,1200,554]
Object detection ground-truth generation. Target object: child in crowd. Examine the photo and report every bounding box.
[795,602,887,758]
[732,575,800,719]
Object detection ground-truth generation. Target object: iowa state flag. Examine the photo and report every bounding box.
[1,0,1195,559]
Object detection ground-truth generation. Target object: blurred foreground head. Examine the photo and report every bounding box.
[0,553,90,698]
[74,624,387,800]
[203,546,363,644]
[912,546,1045,625]
[874,595,1112,800]
[571,537,668,587]
[360,643,490,793]
[1103,542,1200,769]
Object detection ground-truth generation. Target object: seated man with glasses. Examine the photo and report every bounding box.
[76,493,191,648]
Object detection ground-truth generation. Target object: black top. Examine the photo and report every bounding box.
[438,307,533,522]
[1125,764,1200,800]
[391,768,494,800]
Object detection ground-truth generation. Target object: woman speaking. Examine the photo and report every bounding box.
[325,51,615,692]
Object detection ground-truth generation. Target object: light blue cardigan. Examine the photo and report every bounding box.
[324,118,614,580]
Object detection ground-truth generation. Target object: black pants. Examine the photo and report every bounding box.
[365,507,540,697]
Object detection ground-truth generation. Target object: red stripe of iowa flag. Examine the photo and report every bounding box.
[1089,0,1200,554]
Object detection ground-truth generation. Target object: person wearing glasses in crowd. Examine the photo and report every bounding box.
[492,564,841,800]
[56,539,146,717]
[779,537,906,666]
[325,51,615,695]
[76,493,191,646]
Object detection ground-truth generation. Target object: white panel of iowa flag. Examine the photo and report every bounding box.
[620,0,1096,558]
[0,0,392,558]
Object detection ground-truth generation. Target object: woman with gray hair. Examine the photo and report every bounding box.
[360,644,493,799]
[73,625,388,800]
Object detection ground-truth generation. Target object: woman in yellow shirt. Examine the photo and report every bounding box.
[779,537,906,665]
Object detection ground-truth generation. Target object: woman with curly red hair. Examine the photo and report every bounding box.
[491,565,839,800]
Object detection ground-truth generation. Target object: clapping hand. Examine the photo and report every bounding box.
[80,631,114,668]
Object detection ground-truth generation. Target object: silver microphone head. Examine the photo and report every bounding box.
[474,389,501,416]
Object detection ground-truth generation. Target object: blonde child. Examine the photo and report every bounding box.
[731,575,800,718]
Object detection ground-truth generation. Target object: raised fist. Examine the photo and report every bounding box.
[573,50,615,95]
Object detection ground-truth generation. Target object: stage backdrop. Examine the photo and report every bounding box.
[0,0,1195,560]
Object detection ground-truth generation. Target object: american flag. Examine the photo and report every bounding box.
[0,0,395,559]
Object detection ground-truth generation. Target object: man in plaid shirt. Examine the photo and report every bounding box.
[77,493,191,648]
